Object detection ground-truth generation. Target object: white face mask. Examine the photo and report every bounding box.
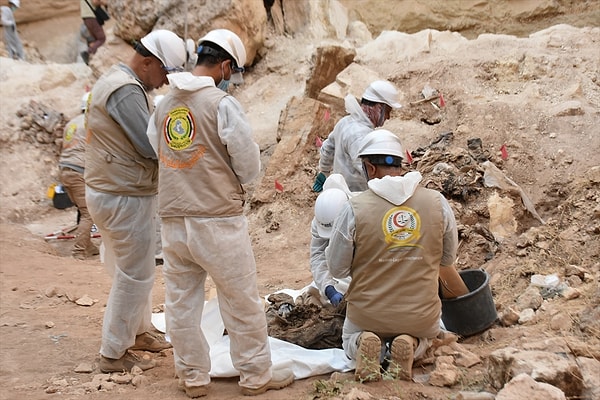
[217,62,229,92]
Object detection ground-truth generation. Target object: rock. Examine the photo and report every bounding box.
[488,347,583,397]
[252,96,336,204]
[585,165,600,184]
[131,374,148,387]
[563,264,588,279]
[99,381,116,391]
[496,373,566,400]
[429,355,459,387]
[577,357,600,399]
[549,100,584,117]
[499,306,520,326]
[561,287,580,300]
[44,286,57,297]
[457,391,496,400]
[75,294,95,306]
[343,386,373,400]
[516,286,543,311]
[130,365,143,376]
[74,362,95,373]
[110,372,132,385]
[518,308,536,324]
[305,45,356,100]
[549,312,572,331]
[450,343,481,368]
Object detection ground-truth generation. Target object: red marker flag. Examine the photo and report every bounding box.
[405,149,413,164]
[500,144,508,160]
[315,136,323,148]
[324,109,330,121]
[438,92,446,108]
[275,180,284,192]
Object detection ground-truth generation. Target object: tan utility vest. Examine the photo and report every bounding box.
[84,65,157,196]
[59,113,87,171]
[347,187,444,339]
[154,86,246,217]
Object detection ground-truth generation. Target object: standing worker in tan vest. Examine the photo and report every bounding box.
[85,30,186,373]
[147,28,294,398]
[58,92,99,260]
[326,129,468,382]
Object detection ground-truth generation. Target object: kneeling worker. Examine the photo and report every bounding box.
[325,129,468,382]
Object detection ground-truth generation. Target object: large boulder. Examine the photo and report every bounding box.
[108,0,267,67]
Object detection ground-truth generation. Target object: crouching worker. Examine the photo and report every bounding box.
[325,129,468,382]
[310,174,354,306]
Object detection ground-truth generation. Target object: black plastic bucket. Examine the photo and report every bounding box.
[52,185,74,209]
[441,269,497,337]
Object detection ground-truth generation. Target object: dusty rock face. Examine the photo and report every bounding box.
[13,0,600,66]
[338,0,600,38]
[108,0,268,66]
[9,0,77,24]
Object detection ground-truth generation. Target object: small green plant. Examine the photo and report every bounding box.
[312,378,343,398]
[356,356,383,383]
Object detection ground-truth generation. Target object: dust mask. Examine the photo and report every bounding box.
[217,63,230,92]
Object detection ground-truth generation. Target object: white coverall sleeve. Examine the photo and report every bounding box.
[440,193,459,266]
[217,95,260,184]
[325,201,355,279]
[318,129,335,174]
[146,111,159,156]
[345,128,368,181]
[1,7,15,27]
[309,218,338,294]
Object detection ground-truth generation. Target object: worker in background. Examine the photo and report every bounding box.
[313,80,402,192]
[58,92,99,260]
[1,0,25,60]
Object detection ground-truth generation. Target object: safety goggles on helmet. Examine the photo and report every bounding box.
[197,45,245,73]
[197,42,245,85]
[134,41,184,74]
[161,65,184,73]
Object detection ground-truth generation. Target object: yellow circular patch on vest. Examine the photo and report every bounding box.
[382,206,422,248]
[164,107,195,151]
[64,123,77,142]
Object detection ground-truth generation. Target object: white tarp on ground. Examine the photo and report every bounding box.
[151,287,355,379]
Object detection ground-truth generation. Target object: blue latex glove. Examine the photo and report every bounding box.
[325,285,343,306]
[312,172,327,192]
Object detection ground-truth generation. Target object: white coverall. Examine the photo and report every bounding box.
[148,73,273,390]
[318,95,375,192]
[1,5,24,60]
[86,188,156,358]
[309,174,354,300]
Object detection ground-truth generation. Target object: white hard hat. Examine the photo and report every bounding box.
[185,38,198,68]
[141,30,186,72]
[362,80,402,109]
[314,188,349,239]
[81,92,91,112]
[358,129,404,161]
[197,29,246,84]
[9,0,19,8]
[322,173,352,198]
